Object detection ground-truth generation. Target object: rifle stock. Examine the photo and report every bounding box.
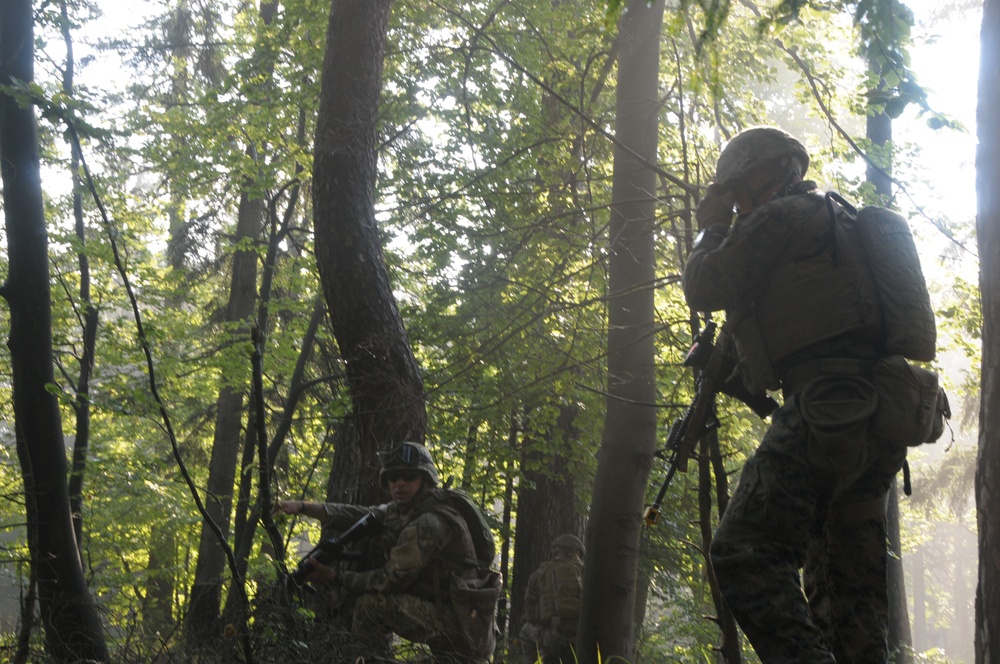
[286,511,384,589]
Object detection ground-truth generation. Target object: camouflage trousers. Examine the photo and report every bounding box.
[352,592,482,663]
[710,396,907,664]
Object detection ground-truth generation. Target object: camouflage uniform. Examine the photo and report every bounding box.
[320,490,485,662]
[519,556,583,664]
[684,188,909,662]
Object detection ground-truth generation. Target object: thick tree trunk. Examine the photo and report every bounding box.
[976,0,1000,658]
[0,3,108,660]
[576,1,665,660]
[312,0,426,505]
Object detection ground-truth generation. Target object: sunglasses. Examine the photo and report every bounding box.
[384,469,422,483]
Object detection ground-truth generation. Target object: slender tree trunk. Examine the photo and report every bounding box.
[912,547,926,650]
[577,1,665,660]
[59,0,100,557]
[976,0,1000,657]
[511,408,586,636]
[0,3,108,660]
[866,111,894,201]
[186,190,263,644]
[312,0,426,505]
[704,429,742,662]
[866,93,913,664]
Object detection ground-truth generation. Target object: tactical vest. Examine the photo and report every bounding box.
[728,193,920,393]
[533,558,583,636]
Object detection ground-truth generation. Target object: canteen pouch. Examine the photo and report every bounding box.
[450,571,501,658]
[870,355,949,446]
[799,375,879,475]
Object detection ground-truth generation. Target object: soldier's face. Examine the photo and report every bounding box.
[387,471,423,504]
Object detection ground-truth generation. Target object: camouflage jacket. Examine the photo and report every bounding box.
[684,190,881,391]
[683,190,830,313]
[320,490,478,602]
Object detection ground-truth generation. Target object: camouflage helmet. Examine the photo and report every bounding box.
[552,533,585,557]
[378,441,440,488]
[714,126,810,189]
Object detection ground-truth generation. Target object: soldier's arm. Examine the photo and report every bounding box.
[682,197,811,312]
[318,502,386,530]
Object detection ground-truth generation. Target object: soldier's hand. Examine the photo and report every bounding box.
[273,499,307,516]
[695,182,737,230]
[303,557,338,585]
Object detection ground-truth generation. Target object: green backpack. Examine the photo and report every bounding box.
[825,192,936,362]
[417,486,497,569]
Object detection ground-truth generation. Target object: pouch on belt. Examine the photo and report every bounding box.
[799,375,878,475]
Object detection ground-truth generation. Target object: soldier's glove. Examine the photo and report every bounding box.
[695,182,737,230]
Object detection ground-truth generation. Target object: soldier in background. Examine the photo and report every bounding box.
[519,534,584,664]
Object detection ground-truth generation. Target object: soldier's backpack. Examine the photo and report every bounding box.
[537,558,583,637]
[418,486,501,659]
[825,192,936,362]
[419,486,497,568]
[826,193,950,448]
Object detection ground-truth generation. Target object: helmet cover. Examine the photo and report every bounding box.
[378,442,440,487]
[714,126,810,189]
[552,533,585,557]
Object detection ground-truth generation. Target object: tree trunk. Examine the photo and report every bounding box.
[704,429,742,662]
[866,110,893,201]
[312,0,426,505]
[59,0,100,558]
[976,0,1000,657]
[911,547,926,650]
[510,408,586,637]
[866,91,913,664]
[186,189,263,644]
[886,480,912,662]
[577,0,665,660]
[0,3,108,660]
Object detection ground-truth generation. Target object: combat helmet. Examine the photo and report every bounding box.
[378,441,440,488]
[552,533,585,557]
[714,126,810,190]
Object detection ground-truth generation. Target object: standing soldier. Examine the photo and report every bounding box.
[683,127,940,662]
[519,534,584,664]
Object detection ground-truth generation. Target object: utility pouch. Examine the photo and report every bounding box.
[731,310,780,393]
[449,571,501,658]
[870,355,950,446]
[799,375,878,475]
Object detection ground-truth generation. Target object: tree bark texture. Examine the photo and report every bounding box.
[313,0,426,505]
[0,2,108,660]
[976,0,1000,658]
[577,0,665,660]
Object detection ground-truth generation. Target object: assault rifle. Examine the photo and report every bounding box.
[643,321,778,527]
[285,511,384,591]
